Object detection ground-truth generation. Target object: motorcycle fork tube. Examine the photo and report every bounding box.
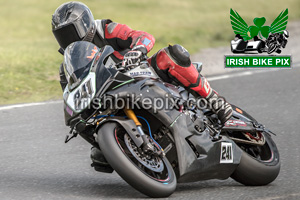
[123,108,142,126]
[123,108,154,152]
[123,108,145,136]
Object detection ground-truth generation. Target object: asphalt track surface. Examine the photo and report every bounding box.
[1,65,300,200]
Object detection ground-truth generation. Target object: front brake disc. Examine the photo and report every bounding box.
[124,134,164,172]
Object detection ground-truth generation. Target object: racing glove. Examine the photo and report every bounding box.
[122,45,147,67]
[206,91,233,124]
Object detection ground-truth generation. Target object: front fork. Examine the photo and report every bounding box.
[123,108,160,155]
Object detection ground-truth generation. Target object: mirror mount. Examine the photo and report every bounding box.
[192,62,203,73]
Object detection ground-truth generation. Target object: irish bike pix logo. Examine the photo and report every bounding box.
[225,8,292,68]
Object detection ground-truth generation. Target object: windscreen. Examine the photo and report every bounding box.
[63,41,99,90]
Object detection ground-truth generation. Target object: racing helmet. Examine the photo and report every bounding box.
[52,2,96,50]
[283,30,289,39]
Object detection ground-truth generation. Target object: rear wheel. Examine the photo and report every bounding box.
[231,131,280,186]
[98,122,176,198]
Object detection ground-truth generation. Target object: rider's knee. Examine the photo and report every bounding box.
[147,44,192,83]
[166,44,191,67]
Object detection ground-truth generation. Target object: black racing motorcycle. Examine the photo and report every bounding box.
[62,41,280,198]
[266,31,289,54]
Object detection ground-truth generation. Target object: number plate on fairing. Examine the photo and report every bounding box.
[220,142,233,163]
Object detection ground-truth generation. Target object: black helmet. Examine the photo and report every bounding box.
[52,2,96,50]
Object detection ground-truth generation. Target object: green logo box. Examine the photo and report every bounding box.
[225,55,292,68]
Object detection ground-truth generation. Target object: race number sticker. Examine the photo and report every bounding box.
[220,142,233,163]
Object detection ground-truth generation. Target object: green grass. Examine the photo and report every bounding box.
[0,0,299,105]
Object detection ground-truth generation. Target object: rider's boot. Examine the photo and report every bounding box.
[90,147,114,173]
[78,125,114,173]
[276,49,282,54]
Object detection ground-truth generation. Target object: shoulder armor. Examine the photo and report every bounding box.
[107,22,118,34]
[95,19,105,38]
[95,19,113,39]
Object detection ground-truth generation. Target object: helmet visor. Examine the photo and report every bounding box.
[75,11,93,38]
[53,24,81,50]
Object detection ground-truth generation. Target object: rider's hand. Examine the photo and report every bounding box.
[122,46,147,67]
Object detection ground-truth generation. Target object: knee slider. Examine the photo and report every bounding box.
[167,44,191,67]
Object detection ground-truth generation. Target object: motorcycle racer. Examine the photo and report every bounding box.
[52,1,233,171]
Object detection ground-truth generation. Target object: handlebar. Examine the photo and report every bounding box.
[115,54,149,72]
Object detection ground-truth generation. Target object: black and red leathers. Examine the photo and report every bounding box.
[52,2,232,124]
[52,2,233,172]
[147,45,233,124]
[103,22,155,61]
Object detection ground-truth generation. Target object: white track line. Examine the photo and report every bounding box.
[207,69,276,81]
[0,63,299,111]
[207,62,299,81]
[0,101,62,111]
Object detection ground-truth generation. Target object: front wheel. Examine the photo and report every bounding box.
[98,122,177,198]
[231,131,280,186]
[267,43,277,54]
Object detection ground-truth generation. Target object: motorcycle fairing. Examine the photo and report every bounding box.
[106,78,242,183]
[63,45,121,125]
[231,104,257,122]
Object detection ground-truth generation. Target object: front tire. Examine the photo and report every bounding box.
[98,122,177,198]
[231,132,280,186]
[267,43,277,54]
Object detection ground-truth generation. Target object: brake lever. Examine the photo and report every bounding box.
[141,54,148,61]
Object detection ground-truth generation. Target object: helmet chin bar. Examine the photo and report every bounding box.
[83,24,96,43]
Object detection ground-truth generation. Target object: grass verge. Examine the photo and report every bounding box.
[0,0,299,105]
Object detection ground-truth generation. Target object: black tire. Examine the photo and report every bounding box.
[98,122,177,198]
[267,43,276,54]
[231,132,280,186]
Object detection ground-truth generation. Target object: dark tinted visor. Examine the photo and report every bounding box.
[53,24,81,50]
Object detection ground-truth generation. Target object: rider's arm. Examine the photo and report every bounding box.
[104,22,155,59]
